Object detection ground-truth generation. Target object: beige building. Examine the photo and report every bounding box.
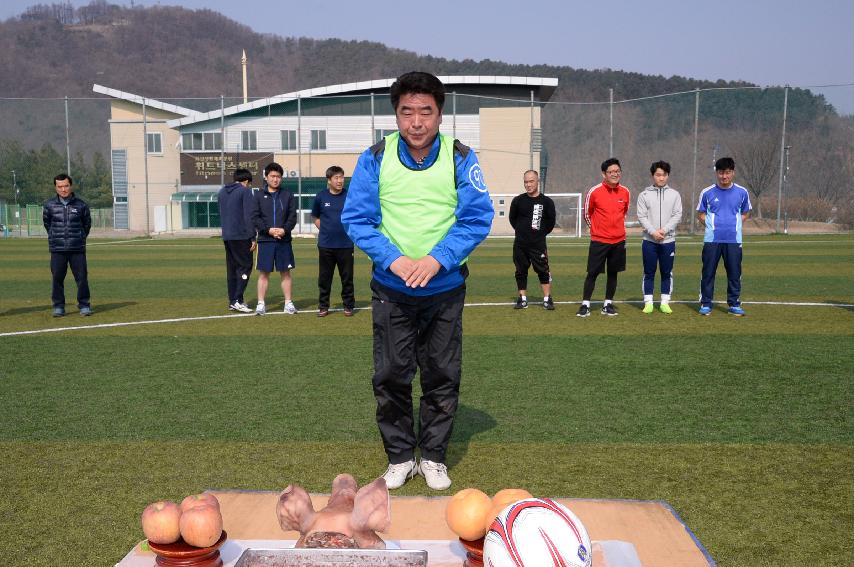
[93,76,558,234]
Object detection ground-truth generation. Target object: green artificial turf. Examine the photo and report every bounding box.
[0,234,852,566]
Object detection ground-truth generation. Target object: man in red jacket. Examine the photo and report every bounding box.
[576,158,630,317]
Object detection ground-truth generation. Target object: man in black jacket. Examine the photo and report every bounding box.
[218,168,256,313]
[250,162,298,315]
[509,170,556,310]
[43,174,92,317]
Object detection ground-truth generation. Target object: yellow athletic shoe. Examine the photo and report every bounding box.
[642,302,654,314]
[659,303,673,314]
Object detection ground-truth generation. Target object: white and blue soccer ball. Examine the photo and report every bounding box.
[483,498,592,567]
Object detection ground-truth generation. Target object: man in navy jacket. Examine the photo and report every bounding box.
[43,174,92,317]
[218,168,256,313]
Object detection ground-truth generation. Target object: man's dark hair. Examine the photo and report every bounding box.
[601,158,621,173]
[233,168,253,183]
[326,165,345,179]
[264,162,284,176]
[650,161,671,175]
[54,173,73,185]
[390,72,445,111]
[715,157,736,171]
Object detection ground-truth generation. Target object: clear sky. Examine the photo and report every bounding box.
[2,0,853,114]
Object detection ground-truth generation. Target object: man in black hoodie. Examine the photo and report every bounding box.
[217,168,256,312]
[43,173,92,317]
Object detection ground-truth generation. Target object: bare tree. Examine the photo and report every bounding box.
[731,131,779,218]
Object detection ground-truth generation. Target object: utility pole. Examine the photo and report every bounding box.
[775,85,790,233]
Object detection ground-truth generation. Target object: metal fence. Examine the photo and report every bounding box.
[0,82,852,235]
[0,203,113,237]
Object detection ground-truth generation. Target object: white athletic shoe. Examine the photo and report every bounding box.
[255,302,266,316]
[230,301,253,313]
[382,459,417,490]
[284,301,298,315]
[418,459,452,490]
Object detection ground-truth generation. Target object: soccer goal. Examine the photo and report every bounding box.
[489,193,583,238]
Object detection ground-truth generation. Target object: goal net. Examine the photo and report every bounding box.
[489,193,583,238]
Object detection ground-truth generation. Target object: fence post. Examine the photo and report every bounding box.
[65,96,72,175]
[691,88,700,235]
[775,85,789,234]
[142,97,151,235]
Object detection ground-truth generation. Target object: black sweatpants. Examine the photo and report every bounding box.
[370,280,466,465]
[318,247,355,309]
[50,251,90,309]
[224,239,254,304]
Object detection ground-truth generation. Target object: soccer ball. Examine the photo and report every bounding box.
[482,498,592,567]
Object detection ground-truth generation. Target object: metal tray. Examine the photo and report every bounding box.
[233,547,429,567]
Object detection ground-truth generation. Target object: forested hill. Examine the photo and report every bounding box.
[0,2,832,115]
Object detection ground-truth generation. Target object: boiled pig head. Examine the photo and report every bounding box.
[276,473,391,549]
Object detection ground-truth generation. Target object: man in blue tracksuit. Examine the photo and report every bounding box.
[341,72,493,491]
[697,157,752,316]
[217,168,256,313]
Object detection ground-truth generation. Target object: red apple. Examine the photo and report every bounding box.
[179,504,223,548]
[141,500,182,544]
[180,492,221,512]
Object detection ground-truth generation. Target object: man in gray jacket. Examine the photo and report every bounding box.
[636,161,682,314]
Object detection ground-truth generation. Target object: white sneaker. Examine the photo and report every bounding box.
[255,302,266,316]
[231,301,253,313]
[284,301,298,315]
[418,459,452,490]
[382,459,417,490]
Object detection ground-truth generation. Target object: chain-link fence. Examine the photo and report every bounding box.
[0,82,851,237]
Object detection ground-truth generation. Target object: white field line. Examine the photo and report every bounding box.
[1,299,851,338]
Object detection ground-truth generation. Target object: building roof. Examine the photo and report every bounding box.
[163,76,558,128]
[92,84,197,116]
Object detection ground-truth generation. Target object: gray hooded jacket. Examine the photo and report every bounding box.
[636,185,682,243]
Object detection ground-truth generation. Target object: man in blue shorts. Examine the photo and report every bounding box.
[250,162,298,315]
[696,157,752,316]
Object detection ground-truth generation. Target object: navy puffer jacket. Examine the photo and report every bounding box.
[43,194,91,252]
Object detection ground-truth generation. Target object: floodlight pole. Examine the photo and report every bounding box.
[609,88,614,157]
[530,90,535,171]
[775,85,790,234]
[690,88,700,235]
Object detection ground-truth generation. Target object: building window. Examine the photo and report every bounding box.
[374,128,396,143]
[203,132,222,150]
[310,129,326,150]
[241,130,257,151]
[182,132,221,150]
[146,132,162,154]
[281,130,297,151]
